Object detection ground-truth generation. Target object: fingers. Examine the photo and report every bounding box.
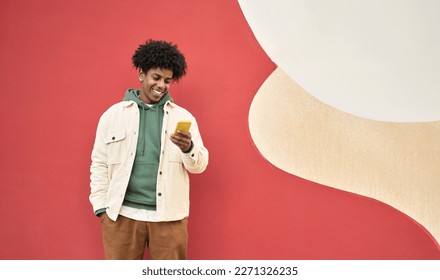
[170,131,192,152]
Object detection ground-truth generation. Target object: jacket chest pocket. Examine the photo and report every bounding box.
[105,131,127,164]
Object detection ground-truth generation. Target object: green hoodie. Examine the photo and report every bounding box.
[122,89,172,211]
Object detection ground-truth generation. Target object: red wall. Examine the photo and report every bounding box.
[0,0,439,259]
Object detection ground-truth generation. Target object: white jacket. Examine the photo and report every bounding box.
[89,100,208,221]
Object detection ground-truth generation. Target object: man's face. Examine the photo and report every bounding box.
[139,67,174,104]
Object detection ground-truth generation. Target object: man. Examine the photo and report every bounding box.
[89,39,209,260]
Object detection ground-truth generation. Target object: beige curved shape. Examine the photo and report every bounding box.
[249,67,440,243]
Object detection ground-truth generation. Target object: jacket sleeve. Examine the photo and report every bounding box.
[89,112,110,213]
[182,117,209,174]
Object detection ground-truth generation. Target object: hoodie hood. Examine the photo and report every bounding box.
[123,88,172,109]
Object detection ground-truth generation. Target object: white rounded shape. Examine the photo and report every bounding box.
[239,0,440,122]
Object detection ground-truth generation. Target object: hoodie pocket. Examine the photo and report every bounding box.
[105,131,126,164]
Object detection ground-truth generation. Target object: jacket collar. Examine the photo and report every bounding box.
[124,100,177,108]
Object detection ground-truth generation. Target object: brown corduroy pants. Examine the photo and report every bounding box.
[100,213,188,260]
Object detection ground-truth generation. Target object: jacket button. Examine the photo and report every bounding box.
[159,171,162,175]
[158,193,162,196]
[112,136,115,140]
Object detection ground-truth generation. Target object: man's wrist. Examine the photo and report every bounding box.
[183,141,194,153]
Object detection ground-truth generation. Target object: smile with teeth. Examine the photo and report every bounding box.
[153,89,162,96]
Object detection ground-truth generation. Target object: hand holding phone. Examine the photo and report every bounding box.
[171,121,193,152]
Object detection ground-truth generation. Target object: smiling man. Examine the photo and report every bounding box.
[89,39,209,260]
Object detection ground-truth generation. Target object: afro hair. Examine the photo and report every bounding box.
[132,39,187,81]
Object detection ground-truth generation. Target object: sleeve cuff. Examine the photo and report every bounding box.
[183,141,194,154]
[94,208,106,217]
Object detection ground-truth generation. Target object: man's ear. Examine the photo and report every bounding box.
[138,69,145,81]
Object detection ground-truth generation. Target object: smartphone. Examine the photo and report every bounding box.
[174,121,192,134]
